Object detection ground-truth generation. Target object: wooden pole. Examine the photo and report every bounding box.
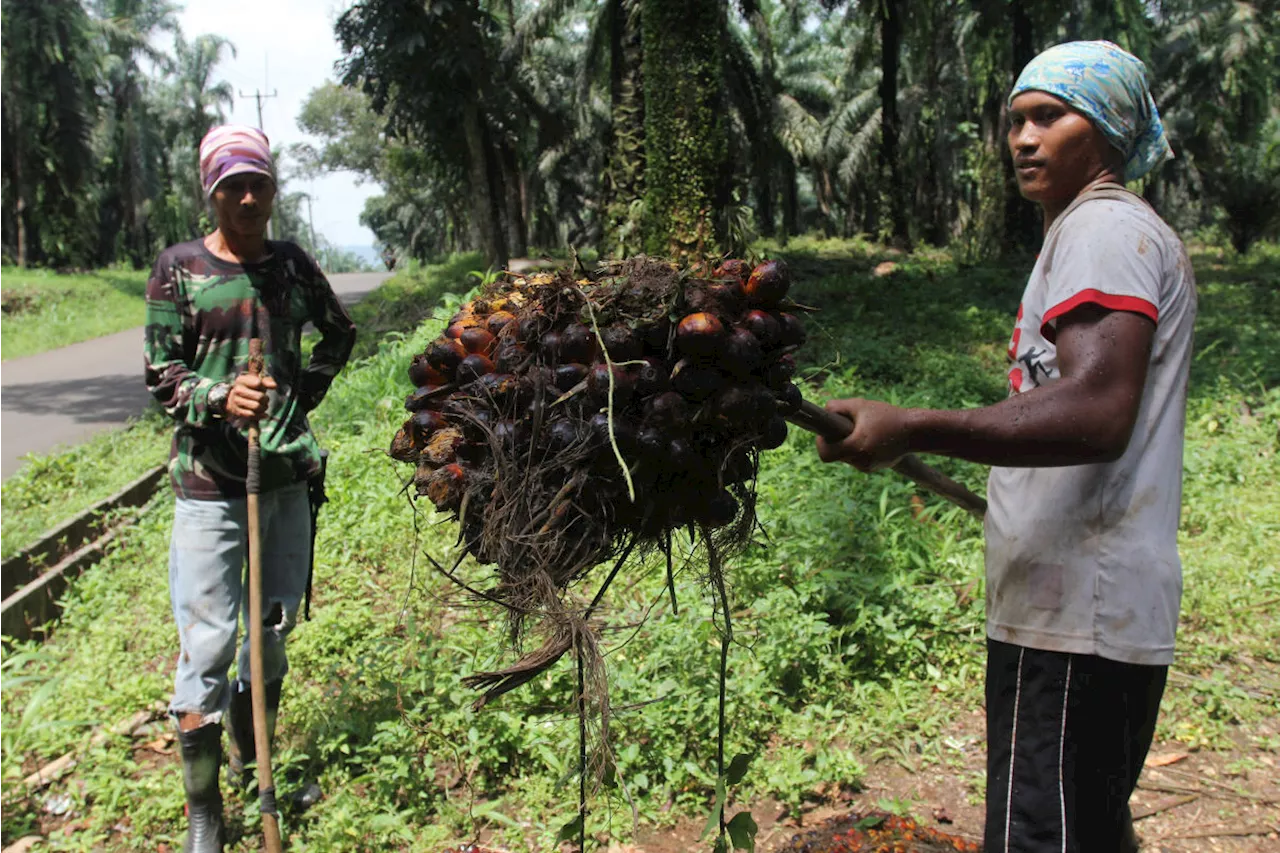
[246,338,285,853]
[786,399,988,521]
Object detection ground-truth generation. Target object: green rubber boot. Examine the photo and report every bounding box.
[178,722,225,853]
[224,678,281,789]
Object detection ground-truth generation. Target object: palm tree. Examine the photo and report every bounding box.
[165,33,236,242]
[172,34,236,170]
[337,0,544,269]
[727,0,842,240]
[1153,0,1279,251]
[507,0,644,255]
[1,0,100,266]
[92,0,181,265]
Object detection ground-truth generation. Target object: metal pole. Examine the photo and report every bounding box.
[238,85,279,241]
[246,338,285,853]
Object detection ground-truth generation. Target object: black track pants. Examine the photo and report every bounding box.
[984,638,1168,853]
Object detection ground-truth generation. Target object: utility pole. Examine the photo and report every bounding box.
[239,87,278,133]
[240,56,279,239]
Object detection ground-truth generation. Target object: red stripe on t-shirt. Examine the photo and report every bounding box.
[1040,290,1158,342]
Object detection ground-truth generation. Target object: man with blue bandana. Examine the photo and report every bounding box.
[816,41,1196,852]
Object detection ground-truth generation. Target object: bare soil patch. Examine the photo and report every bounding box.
[614,692,1280,853]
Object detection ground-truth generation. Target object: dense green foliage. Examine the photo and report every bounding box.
[2,239,1276,850]
[297,0,1278,267]
[6,1,1275,271]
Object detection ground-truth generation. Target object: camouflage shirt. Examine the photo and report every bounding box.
[144,239,357,499]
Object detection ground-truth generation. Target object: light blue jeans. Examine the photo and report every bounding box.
[168,483,310,724]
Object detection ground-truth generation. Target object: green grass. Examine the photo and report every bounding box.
[343,252,484,360]
[0,267,149,360]
[1,240,1276,851]
[0,412,171,560]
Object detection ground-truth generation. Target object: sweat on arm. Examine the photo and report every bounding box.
[905,304,1155,466]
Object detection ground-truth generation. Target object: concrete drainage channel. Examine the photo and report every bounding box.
[0,465,172,853]
[1,464,167,643]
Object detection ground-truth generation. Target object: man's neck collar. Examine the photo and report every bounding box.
[1042,172,1126,234]
[205,230,270,264]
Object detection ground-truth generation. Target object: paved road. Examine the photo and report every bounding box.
[0,271,390,479]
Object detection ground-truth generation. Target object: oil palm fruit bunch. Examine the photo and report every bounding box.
[388,256,806,613]
[387,255,809,707]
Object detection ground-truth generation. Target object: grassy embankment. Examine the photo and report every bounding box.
[0,264,159,557]
[1,240,1276,851]
[0,268,150,360]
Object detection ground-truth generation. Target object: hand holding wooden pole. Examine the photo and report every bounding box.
[246,338,285,853]
[786,399,988,520]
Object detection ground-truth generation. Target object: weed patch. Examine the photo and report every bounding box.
[345,253,483,360]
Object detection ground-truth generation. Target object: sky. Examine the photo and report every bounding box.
[174,0,379,249]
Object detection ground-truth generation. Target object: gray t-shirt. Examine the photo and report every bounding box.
[985,186,1197,666]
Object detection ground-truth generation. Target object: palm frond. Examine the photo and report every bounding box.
[836,106,881,187]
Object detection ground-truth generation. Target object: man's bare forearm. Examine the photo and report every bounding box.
[904,378,1137,467]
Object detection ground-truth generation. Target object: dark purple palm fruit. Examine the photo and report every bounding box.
[744,259,791,307]
[600,325,643,362]
[743,309,782,350]
[776,312,806,347]
[758,416,789,450]
[697,489,739,528]
[560,322,597,364]
[721,328,763,376]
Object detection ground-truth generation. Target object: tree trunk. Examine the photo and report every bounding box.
[747,3,777,239]
[781,157,799,241]
[879,0,910,248]
[462,100,508,269]
[1004,3,1041,254]
[11,122,27,267]
[500,141,528,258]
[641,0,727,261]
[970,69,1007,260]
[602,0,645,258]
[754,176,775,238]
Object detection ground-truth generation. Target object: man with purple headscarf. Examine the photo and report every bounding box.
[144,124,356,851]
[816,41,1196,852]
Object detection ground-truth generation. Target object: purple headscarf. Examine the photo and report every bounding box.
[199,124,274,196]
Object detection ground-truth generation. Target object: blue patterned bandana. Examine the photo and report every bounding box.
[1010,40,1173,182]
